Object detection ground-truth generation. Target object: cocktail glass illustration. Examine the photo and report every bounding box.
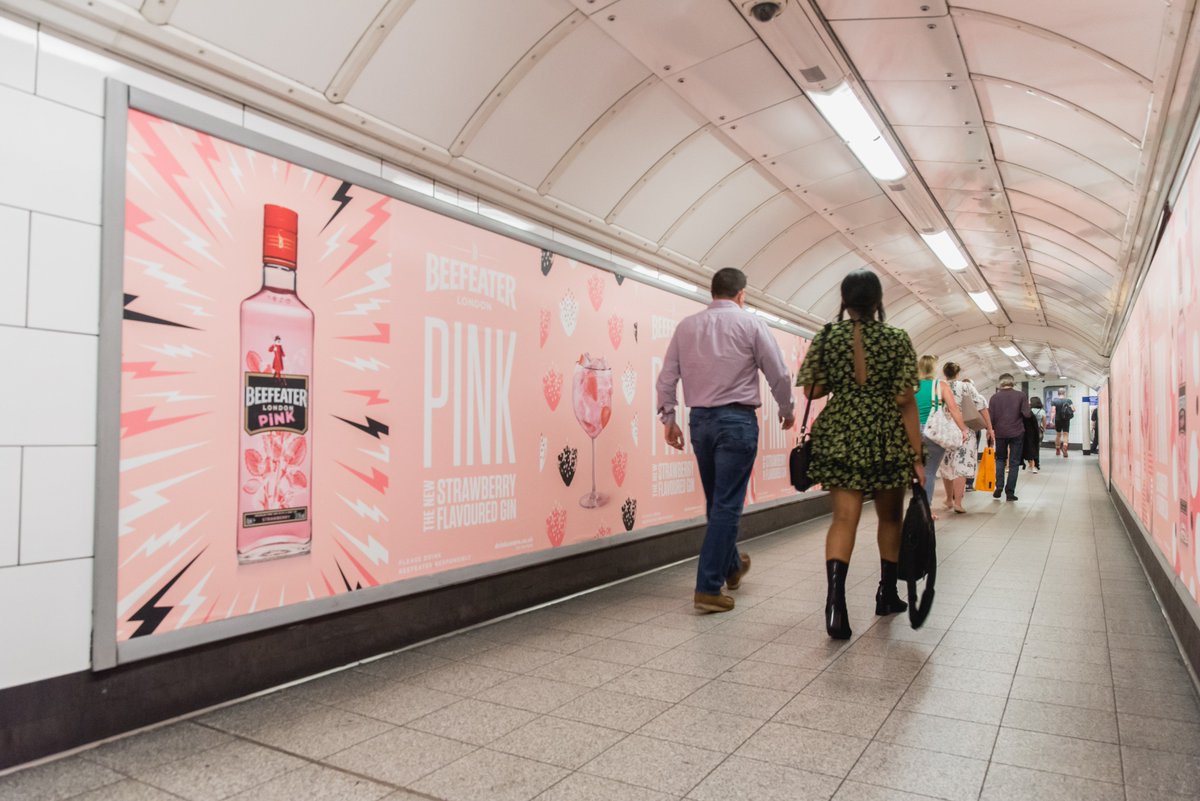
[573,354,613,508]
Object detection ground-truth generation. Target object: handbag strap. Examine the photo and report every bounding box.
[798,323,833,436]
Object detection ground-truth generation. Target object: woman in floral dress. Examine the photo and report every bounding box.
[937,364,994,513]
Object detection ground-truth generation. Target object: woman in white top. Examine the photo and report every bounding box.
[937,364,994,513]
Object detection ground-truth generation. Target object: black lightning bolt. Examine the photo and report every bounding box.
[123,294,201,330]
[615,273,625,285]
[335,559,363,591]
[333,415,389,439]
[128,549,205,637]
[323,181,354,231]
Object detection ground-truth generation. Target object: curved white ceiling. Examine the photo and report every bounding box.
[6,0,1198,387]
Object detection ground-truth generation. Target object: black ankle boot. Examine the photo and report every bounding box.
[875,559,908,615]
[825,559,852,640]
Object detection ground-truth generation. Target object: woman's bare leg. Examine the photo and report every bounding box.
[826,488,865,562]
[874,487,906,562]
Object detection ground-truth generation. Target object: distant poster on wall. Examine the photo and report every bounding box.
[114,109,810,643]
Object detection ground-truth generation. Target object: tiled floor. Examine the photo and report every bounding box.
[5,455,1200,801]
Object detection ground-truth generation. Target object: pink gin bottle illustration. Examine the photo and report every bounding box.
[237,204,314,563]
[572,353,613,508]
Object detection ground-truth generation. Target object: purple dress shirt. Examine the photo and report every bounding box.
[656,300,796,425]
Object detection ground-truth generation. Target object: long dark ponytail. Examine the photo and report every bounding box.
[837,268,885,322]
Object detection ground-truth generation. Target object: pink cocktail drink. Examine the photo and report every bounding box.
[573,354,613,508]
[237,205,314,563]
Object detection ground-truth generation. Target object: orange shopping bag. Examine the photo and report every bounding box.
[974,447,996,492]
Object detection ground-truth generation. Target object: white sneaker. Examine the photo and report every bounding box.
[1031,467,1039,473]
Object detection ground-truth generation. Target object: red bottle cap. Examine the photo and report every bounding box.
[263,204,298,268]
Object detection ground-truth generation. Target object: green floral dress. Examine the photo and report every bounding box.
[795,320,918,492]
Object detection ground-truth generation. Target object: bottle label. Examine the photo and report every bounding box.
[244,373,309,435]
[243,506,309,528]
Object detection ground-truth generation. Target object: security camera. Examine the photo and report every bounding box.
[749,2,782,22]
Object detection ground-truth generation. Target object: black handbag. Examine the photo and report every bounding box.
[789,324,830,492]
[898,482,937,628]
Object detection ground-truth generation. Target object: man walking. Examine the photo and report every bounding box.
[1051,389,1075,458]
[657,268,795,613]
[988,373,1032,501]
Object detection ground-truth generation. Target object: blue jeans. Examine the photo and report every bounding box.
[995,435,1024,497]
[921,435,946,504]
[689,407,758,594]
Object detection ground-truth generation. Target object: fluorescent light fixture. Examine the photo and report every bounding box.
[998,345,1020,357]
[1013,358,1031,368]
[806,83,907,181]
[1025,368,1039,376]
[969,291,999,313]
[921,231,968,271]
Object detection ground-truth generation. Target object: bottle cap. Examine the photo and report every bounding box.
[263,204,298,268]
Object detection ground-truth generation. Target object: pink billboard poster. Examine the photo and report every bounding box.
[114,109,812,641]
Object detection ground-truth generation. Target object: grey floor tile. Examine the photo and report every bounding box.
[637,703,761,753]
[1122,745,1200,795]
[411,748,568,801]
[675,633,769,660]
[706,618,791,642]
[1001,698,1118,743]
[64,780,188,801]
[640,649,742,679]
[531,655,634,688]
[83,722,232,773]
[1009,675,1115,712]
[1123,784,1200,801]
[543,613,636,638]
[408,661,516,695]
[534,773,677,801]
[746,642,840,670]
[825,653,924,683]
[465,644,564,674]
[844,635,937,662]
[831,781,943,801]
[492,715,626,769]
[131,740,306,801]
[773,693,892,738]
[572,639,670,667]
[912,662,1014,697]
[1019,638,1109,666]
[802,672,908,709]
[196,692,313,737]
[689,755,841,801]
[1114,686,1200,722]
[222,764,390,801]
[476,674,589,713]
[734,721,868,777]
[847,742,987,801]
[407,698,537,746]
[991,727,1123,783]
[1119,713,1200,754]
[513,630,606,656]
[979,763,1124,801]
[324,726,477,785]
[289,668,393,706]
[875,710,998,759]
[247,705,394,759]
[552,688,672,732]
[580,734,724,796]
[601,667,711,703]
[719,658,820,692]
[681,678,794,719]
[611,623,700,648]
[336,681,461,725]
[927,645,1019,674]
[354,650,452,681]
[413,632,497,661]
[0,757,123,801]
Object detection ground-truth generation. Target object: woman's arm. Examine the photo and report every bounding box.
[981,409,995,445]
[897,387,925,486]
[941,382,968,437]
[803,384,829,400]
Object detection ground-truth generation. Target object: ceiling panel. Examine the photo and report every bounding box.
[916,161,1000,192]
[704,192,809,267]
[663,167,781,258]
[831,17,968,81]
[998,163,1128,236]
[768,239,861,300]
[770,138,860,188]
[989,127,1133,212]
[670,41,801,122]
[720,98,832,160]
[894,126,992,163]
[821,0,947,19]
[1007,194,1122,257]
[598,0,753,76]
[1015,214,1120,266]
[785,252,870,305]
[871,81,984,127]
[745,214,842,286]
[803,169,881,210]
[939,191,1009,215]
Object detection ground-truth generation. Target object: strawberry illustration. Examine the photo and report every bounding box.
[246,351,263,372]
[558,445,578,486]
[587,274,604,310]
[539,308,551,348]
[543,367,563,411]
[546,505,567,547]
[560,290,578,336]
[621,498,637,532]
[608,315,623,350]
[611,450,627,487]
[621,364,636,405]
[540,249,554,276]
[538,434,548,472]
[595,524,612,539]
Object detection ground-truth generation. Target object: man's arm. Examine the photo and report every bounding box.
[656,333,685,449]
[1021,394,1032,418]
[754,323,796,425]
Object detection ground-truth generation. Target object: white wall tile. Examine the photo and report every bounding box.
[0,447,19,567]
[0,327,97,446]
[0,559,92,689]
[0,15,36,93]
[244,108,384,178]
[0,204,29,326]
[20,446,95,563]
[26,213,101,334]
[0,84,103,224]
[36,32,243,125]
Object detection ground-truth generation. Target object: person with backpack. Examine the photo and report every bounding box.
[1052,389,1075,457]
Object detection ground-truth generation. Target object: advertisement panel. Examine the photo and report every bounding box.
[109,105,812,650]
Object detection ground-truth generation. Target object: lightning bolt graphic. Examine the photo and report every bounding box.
[338,495,390,522]
[140,390,212,404]
[326,197,390,285]
[126,548,205,637]
[322,224,345,261]
[225,143,244,191]
[334,415,389,439]
[335,560,363,591]
[334,524,389,566]
[337,462,389,494]
[126,202,192,266]
[120,441,206,472]
[323,181,354,231]
[335,356,389,372]
[198,181,230,238]
[335,545,379,588]
[162,215,221,267]
[121,407,207,439]
[145,344,208,359]
[119,468,208,535]
[124,294,200,330]
[337,262,391,300]
[192,132,228,199]
[359,443,391,463]
[337,298,390,316]
[179,303,213,319]
[129,111,212,236]
[122,361,188,380]
[345,389,389,406]
[302,169,314,192]
[338,323,391,343]
[224,592,240,620]
[121,513,209,566]
[175,567,214,629]
[133,259,211,298]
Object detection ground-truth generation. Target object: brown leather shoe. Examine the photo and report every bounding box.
[726,553,752,590]
[693,592,735,613]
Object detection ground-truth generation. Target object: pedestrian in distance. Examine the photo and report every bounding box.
[938,363,994,513]
[795,269,925,640]
[656,267,796,614]
[916,355,968,519]
[987,373,1033,501]
[1051,389,1074,458]
[1026,396,1046,473]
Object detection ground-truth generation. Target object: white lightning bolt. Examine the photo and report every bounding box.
[180,304,214,318]
[338,262,392,300]
[121,513,209,566]
[246,149,257,176]
[117,543,198,616]
[336,356,390,372]
[119,468,208,535]
[359,443,391,463]
[278,585,285,608]
[322,224,346,261]
[174,567,214,629]
[302,169,314,192]
[140,390,212,404]
[224,592,240,619]
[270,159,278,180]
[120,442,206,472]
[145,343,209,359]
[248,588,260,614]
[162,215,221,267]
[338,298,390,316]
[338,495,390,522]
[127,161,159,195]
[306,583,316,601]
[133,258,211,299]
[225,143,243,191]
[334,524,390,566]
[198,182,230,238]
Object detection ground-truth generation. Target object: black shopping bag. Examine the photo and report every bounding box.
[897,482,937,628]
